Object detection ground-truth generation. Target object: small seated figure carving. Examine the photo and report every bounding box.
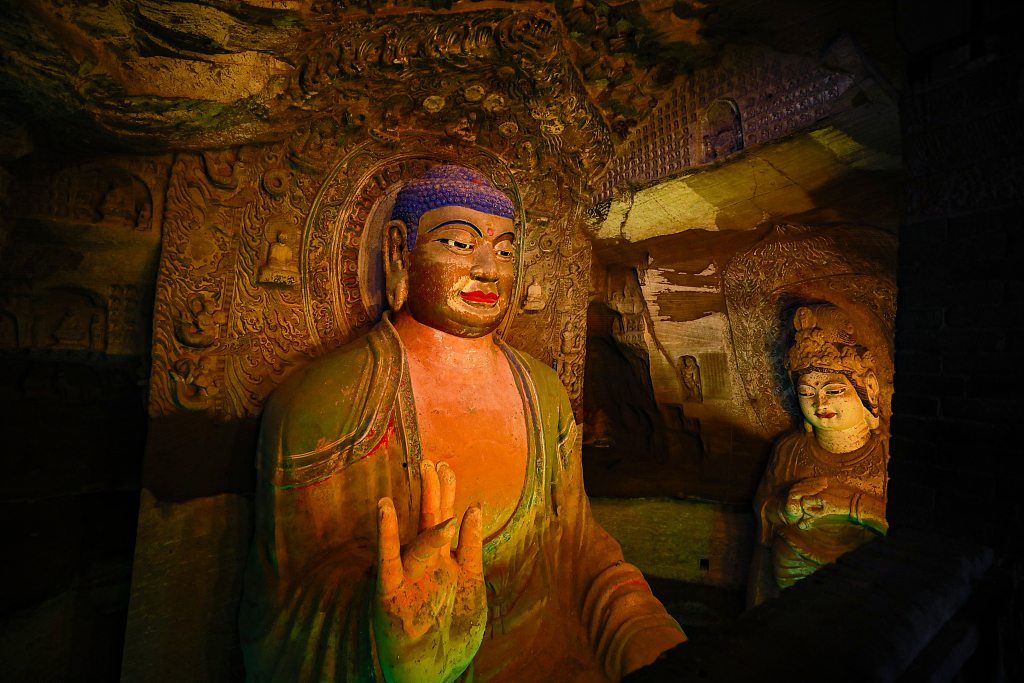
[53,311,87,348]
[522,276,545,310]
[258,233,300,286]
[749,304,888,605]
[240,165,685,683]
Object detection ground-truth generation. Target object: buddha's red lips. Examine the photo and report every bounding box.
[460,291,499,304]
[816,411,837,419]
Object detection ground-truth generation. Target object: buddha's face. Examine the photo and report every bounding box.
[405,205,516,338]
[795,371,868,432]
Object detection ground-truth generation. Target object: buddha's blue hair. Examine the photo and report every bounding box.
[390,165,515,250]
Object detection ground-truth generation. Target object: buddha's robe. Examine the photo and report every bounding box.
[240,316,682,683]
[753,429,888,592]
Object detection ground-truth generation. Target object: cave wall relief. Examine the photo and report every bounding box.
[146,8,618,421]
[151,138,592,421]
[590,45,859,204]
[0,155,168,361]
[723,223,897,439]
[579,220,896,502]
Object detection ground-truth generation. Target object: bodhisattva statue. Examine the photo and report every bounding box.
[748,304,888,607]
[240,165,686,683]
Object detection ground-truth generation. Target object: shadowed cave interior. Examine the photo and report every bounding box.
[0,1,1021,682]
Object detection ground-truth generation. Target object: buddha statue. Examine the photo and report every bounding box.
[53,310,87,348]
[748,304,888,606]
[240,165,685,683]
[258,233,300,286]
[522,275,545,311]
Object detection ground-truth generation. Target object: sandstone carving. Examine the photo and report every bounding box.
[608,281,647,354]
[257,234,300,288]
[592,47,856,204]
[678,355,703,403]
[241,165,686,682]
[701,99,744,163]
[723,223,896,439]
[749,304,889,606]
[522,275,546,311]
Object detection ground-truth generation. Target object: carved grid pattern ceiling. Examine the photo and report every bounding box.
[591,50,854,205]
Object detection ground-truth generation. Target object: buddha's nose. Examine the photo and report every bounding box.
[470,245,499,282]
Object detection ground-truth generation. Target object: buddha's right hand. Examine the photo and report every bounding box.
[373,460,487,683]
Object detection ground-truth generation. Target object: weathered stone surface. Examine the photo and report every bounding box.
[590,497,755,590]
[120,489,251,683]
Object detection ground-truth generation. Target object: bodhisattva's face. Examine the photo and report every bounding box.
[796,371,868,432]
[405,205,516,338]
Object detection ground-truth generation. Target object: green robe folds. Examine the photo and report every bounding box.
[240,316,681,683]
[753,429,888,597]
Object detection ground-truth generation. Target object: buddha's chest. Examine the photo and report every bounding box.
[407,362,529,534]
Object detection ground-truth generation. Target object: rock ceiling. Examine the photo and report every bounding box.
[1,1,900,171]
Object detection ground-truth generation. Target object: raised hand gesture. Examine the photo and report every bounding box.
[373,460,487,683]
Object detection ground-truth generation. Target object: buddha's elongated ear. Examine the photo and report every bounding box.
[863,370,881,430]
[383,219,409,313]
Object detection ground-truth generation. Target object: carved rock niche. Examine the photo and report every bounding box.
[723,223,897,439]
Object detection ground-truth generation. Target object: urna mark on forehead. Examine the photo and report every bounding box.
[390,164,516,250]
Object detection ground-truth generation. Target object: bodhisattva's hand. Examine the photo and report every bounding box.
[373,460,487,683]
[799,484,877,529]
[782,476,829,525]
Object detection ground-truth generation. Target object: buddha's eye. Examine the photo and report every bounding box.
[493,239,516,264]
[437,238,472,251]
[797,386,814,397]
[824,385,847,396]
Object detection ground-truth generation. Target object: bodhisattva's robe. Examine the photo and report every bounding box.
[240,316,682,683]
[752,429,888,596]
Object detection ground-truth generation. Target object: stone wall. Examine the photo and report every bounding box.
[0,150,161,682]
[888,0,1022,677]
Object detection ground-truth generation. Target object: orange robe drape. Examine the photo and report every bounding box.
[240,316,682,683]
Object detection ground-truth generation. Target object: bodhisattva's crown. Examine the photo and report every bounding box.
[785,305,876,393]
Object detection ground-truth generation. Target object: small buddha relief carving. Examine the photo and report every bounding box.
[678,355,703,403]
[701,98,744,163]
[608,283,647,352]
[52,311,88,349]
[98,180,137,229]
[749,304,889,606]
[258,233,300,287]
[522,275,546,311]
